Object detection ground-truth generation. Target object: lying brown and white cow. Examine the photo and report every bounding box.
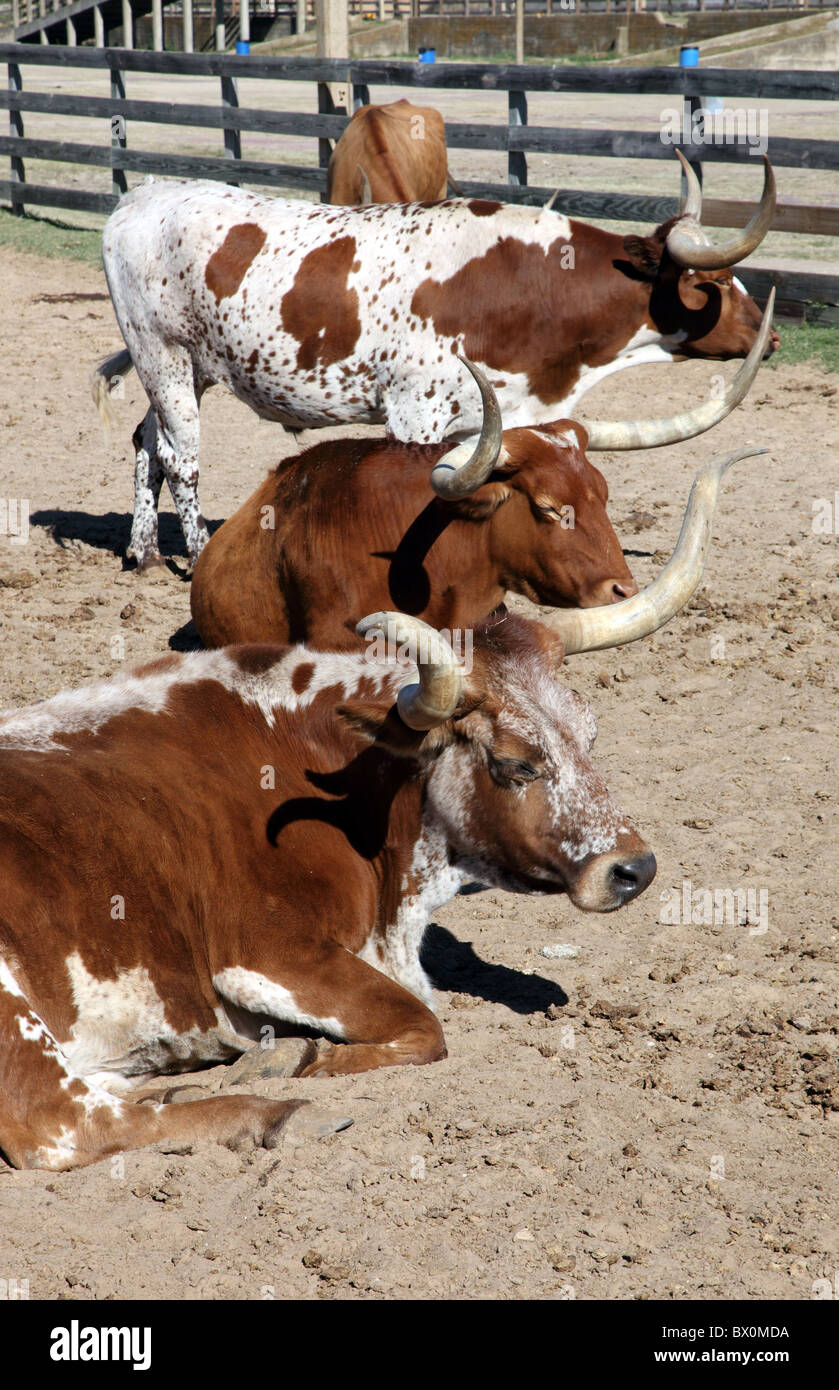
[0,446,758,1170]
[190,313,772,651]
[95,153,777,568]
[327,99,448,205]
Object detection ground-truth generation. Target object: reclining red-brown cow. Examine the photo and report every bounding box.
[0,444,760,1169]
[327,99,449,205]
[190,309,772,651]
[95,153,778,568]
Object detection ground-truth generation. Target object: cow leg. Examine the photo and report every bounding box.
[0,986,320,1171]
[214,947,446,1079]
[127,408,165,570]
[136,349,209,568]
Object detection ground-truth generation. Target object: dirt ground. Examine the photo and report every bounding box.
[0,241,838,1302]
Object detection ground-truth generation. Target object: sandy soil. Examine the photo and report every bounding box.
[0,243,838,1302]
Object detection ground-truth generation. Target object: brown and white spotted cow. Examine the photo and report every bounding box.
[0,447,757,1170]
[94,154,777,568]
[327,99,448,205]
[190,321,773,651]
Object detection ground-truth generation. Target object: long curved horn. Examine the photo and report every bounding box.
[666,153,775,270]
[355,612,464,731]
[581,289,775,451]
[678,148,703,219]
[547,447,766,655]
[358,164,373,205]
[429,357,504,500]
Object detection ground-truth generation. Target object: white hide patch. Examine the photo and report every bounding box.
[0,650,239,751]
[62,952,239,1081]
[0,645,392,750]
[358,818,464,1011]
[4,968,124,1121]
[213,967,345,1040]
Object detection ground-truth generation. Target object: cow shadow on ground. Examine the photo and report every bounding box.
[29,508,224,568]
[421,922,567,1016]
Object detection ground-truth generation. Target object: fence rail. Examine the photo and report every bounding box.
[2,43,838,319]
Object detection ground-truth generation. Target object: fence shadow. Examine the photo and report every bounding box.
[421,921,567,1015]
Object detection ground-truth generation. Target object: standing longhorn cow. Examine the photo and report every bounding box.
[191,304,772,651]
[327,99,449,205]
[94,154,777,569]
[0,446,761,1169]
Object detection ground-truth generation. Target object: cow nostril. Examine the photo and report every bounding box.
[612,583,630,603]
[609,852,657,900]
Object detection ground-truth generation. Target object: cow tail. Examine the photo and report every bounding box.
[446,171,464,198]
[91,348,135,440]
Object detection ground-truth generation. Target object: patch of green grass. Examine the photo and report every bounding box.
[0,208,105,266]
[771,320,839,375]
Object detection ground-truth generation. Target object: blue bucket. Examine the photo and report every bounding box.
[418,47,436,63]
[235,39,250,55]
[679,44,699,67]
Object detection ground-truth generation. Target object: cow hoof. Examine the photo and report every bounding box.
[128,551,167,574]
[219,1037,318,1088]
[266,1105,354,1147]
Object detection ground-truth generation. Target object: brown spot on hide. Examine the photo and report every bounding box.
[205,224,267,305]
[280,237,361,371]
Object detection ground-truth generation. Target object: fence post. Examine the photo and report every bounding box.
[8,62,24,217]
[680,90,704,208]
[152,0,163,50]
[183,0,194,53]
[12,0,19,30]
[221,72,241,171]
[215,0,225,50]
[94,5,104,45]
[122,0,133,48]
[508,87,527,187]
[111,67,128,201]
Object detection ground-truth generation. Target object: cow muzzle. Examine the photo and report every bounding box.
[568,848,657,912]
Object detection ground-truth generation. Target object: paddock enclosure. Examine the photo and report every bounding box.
[0,47,838,1302]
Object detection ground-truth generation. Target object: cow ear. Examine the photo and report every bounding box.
[447,481,512,521]
[337,701,453,758]
[621,233,664,280]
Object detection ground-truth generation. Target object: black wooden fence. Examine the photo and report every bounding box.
[2,44,838,318]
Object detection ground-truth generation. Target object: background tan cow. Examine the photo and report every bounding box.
[326,99,448,205]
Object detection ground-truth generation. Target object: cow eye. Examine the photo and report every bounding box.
[488,754,541,788]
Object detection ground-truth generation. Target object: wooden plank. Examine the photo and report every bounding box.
[0,139,329,189]
[0,47,838,102]
[3,92,836,180]
[0,89,350,139]
[739,266,839,324]
[702,196,839,238]
[1,143,831,236]
[446,121,839,172]
[0,178,116,212]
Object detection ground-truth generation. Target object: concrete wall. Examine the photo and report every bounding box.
[408,10,820,59]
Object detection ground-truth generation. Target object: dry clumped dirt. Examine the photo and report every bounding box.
[1,245,838,1302]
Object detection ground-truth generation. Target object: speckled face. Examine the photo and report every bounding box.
[425,645,655,913]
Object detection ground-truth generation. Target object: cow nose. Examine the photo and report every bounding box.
[608,851,657,903]
[611,579,637,603]
[586,577,639,607]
